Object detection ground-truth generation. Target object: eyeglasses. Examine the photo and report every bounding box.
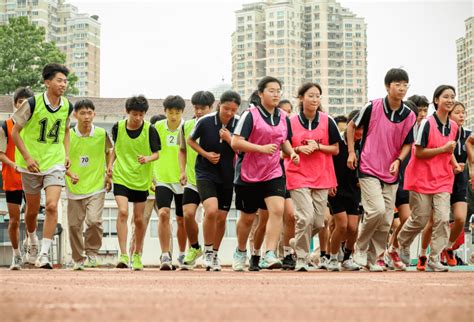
[265,89,283,96]
[392,82,410,89]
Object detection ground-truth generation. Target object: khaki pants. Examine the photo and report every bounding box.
[290,188,328,259]
[357,177,398,265]
[398,192,450,261]
[67,192,105,262]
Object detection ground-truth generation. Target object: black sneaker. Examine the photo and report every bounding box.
[282,254,296,270]
[249,255,260,271]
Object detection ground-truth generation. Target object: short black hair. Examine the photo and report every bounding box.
[191,91,215,107]
[42,63,69,81]
[74,99,95,112]
[13,87,34,104]
[297,82,323,112]
[404,100,419,116]
[125,95,149,113]
[334,115,348,124]
[220,90,241,105]
[248,90,261,107]
[278,99,292,109]
[257,76,282,93]
[384,68,409,86]
[432,85,456,110]
[348,110,359,123]
[407,94,429,108]
[150,114,166,125]
[163,95,185,111]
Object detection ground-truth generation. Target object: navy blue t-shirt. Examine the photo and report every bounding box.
[190,112,239,188]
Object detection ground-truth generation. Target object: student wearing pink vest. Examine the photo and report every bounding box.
[286,82,340,272]
[397,85,460,272]
[231,76,299,271]
[346,68,416,271]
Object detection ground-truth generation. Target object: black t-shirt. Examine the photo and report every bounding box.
[111,121,161,153]
[333,136,360,196]
[190,112,239,188]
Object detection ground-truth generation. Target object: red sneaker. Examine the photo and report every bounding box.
[416,256,427,271]
[388,250,406,270]
[444,248,457,266]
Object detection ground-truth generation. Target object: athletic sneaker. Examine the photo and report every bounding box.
[384,250,394,270]
[416,256,427,271]
[73,260,85,271]
[386,250,406,271]
[232,249,246,272]
[427,259,449,272]
[295,258,309,272]
[132,253,144,271]
[212,255,221,272]
[249,255,260,271]
[35,253,52,269]
[160,253,173,271]
[116,254,129,269]
[260,251,282,269]
[177,254,185,268]
[10,255,23,270]
[444,248,457,266]
[281,254,296,270]
[204,251,213,271]
[377,259,387,271]
[337,246,344,262]
[183,247,203,269]
[341,258,360,271]
[353,249,367,267]
[327,258,340,272]
[318,256,329,269]
[368,263,384,272]
[85,255,98,268]
[399,247,410,266]
[24,241,39,265]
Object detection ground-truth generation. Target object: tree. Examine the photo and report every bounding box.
[0,16,78,95]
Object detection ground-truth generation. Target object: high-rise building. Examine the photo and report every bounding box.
[231,0,367,116]
[457,17,473,127]
[0,0,100,97]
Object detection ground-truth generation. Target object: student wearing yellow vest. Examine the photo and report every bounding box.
[109,96,160,270]
[155,95,186,270]
[12,64,73,269]
[0,87,34,270]
[65,99,113,270]
[179,91,215,269]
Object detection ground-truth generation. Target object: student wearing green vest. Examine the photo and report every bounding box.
[12,64,73,269]
[65,99,113,270]
[109,96,160,271]
[155,95,186,270]
[179,91,215,269]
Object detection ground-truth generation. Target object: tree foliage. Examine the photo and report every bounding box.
[0,16,78,95]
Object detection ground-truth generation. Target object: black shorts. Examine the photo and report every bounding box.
[451,173,467,205]
[182,187,201,206]
[5,190,24,205]
[155,186,184,217]
[113,183,148,203]
[196,180,233,211]
[235,177,286,214]
[285,189,291,199]
[395,188,409,208]
[328,193,360,215]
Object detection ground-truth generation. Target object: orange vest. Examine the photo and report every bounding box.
[2,119,22,191]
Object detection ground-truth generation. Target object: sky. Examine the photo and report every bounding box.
[71,0,473,101]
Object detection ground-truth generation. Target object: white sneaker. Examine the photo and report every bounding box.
[295,258,309,272]
[204,251,213,271]
[24,241,39,265]
[337,246,344,262]
[354,248,367,267]
[318,256,329,269]
[341,258,361,271]
[232,249,246,272]
[212,255,221,272]
[73,260,85,271]
[85,255,99,268]
[177,254,185,268]
[327,258,340,272]
[160,253,173,271]
[10,255,23,270]
[368,263,384,272]
[399,247,411,266]
[427,259,449,272]
[35,253,52,269]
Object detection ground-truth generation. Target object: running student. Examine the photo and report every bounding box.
[155,95,186,270]
[397,85,460,272]
[419,100,469,269]
[66,99,113,270]
[347,68,416,271]
[188,90,241,271]
[231,76,299,271]
[110,95,159,270]
[286,82,340,272]
[180,91,215,269]
[327,110,362,272]
[12,64,73,269]
[0,87,34,270]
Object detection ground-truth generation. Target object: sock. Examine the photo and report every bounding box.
[283,246,292,257]
[447,241,455,249]
[12,248,21,257]
[179,251,185,257]
[343,247,353,261]
[330,253,338,260]
[191,242,200,250]
[320,251,327,258]
[388,245,396,253]
[40,238,52,255]
[237,248,246,254]
[420,248,427,257]
[28,230,38,244]
[213,250,218,258]
[204,245,213,253]
[252,249,261,256]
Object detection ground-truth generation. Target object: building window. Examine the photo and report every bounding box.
[277,11,284,18]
